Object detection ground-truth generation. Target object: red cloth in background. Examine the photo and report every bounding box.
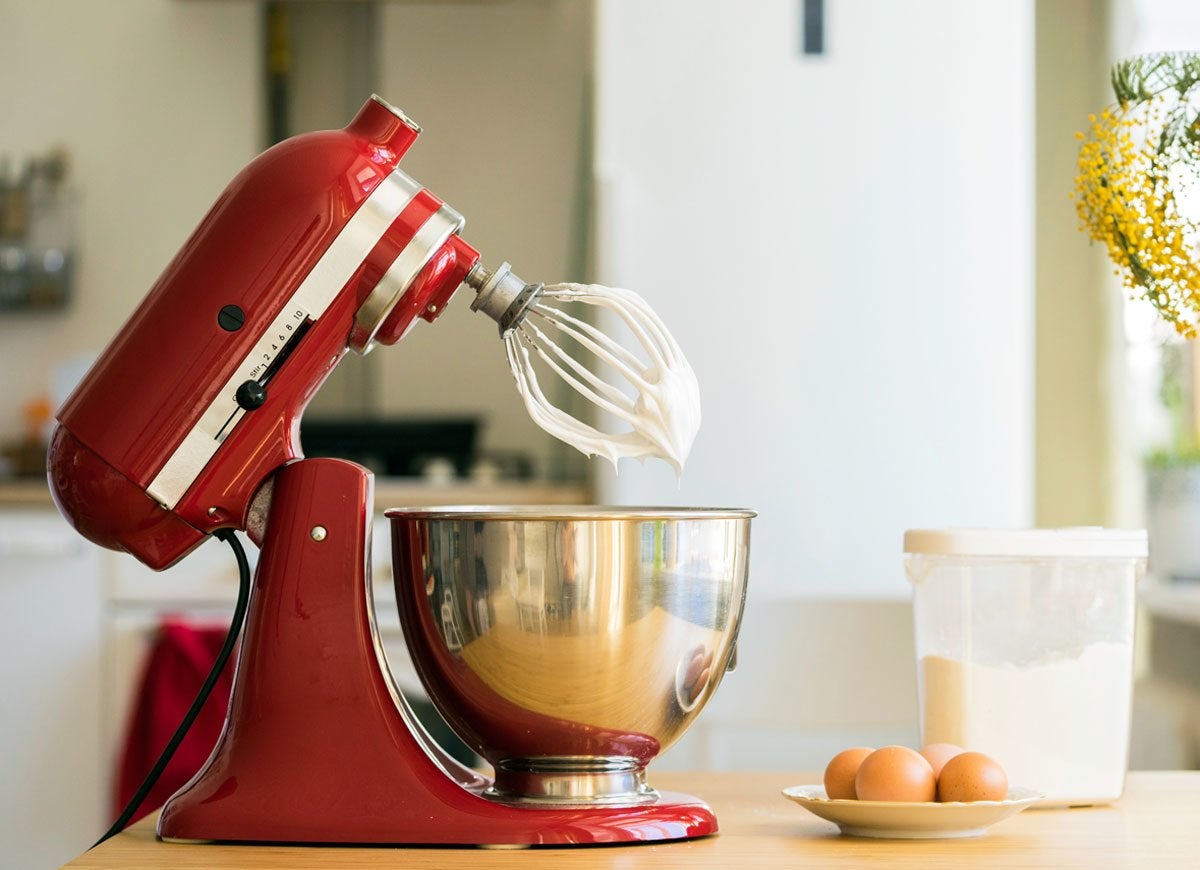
[115,618,236,824]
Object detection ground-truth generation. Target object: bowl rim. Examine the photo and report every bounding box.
[383,505,757,521]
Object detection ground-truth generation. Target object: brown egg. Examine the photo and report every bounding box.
[822,747,873,800]
[936,751,1009,802]
[919,742,965,778]
[854,746,936,802]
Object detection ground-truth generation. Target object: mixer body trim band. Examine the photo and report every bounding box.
[349,202,465,352]
[147,168,431,510]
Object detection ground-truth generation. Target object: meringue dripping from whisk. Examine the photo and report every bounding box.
[466,264,700,474]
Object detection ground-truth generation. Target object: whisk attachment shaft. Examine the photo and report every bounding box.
[466,262,544,337]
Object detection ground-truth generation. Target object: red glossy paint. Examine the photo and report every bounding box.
[377,234,480,344]
[46,426,203,568]
[158,459,718,845]
[47,97,480,568]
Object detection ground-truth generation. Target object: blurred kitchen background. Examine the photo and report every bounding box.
[4,0,1200,866]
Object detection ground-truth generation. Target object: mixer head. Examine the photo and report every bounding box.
[46,87,697,575]
[48,95,484,569]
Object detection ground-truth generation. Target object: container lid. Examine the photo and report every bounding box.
[903,527,1148,559]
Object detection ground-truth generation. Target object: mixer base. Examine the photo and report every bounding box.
[160,791,717,848]
[155,459,719,846]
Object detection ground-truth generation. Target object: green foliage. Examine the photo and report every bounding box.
[1112,52,1200,106]
[1145,443,1200,468]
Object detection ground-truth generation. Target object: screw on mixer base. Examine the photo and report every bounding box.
[311,526,327,541]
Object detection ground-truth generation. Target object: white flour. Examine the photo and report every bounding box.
[921,642,1133,805]
[504,283,700,475]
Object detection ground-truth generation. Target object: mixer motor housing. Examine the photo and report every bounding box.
[48,95,480,569]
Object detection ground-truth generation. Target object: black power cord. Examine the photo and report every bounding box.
[92,528,252,848]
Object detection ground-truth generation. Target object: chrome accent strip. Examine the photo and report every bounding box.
[147,169,423,509]
[348,202,465,353]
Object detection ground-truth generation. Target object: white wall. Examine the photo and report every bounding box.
[593,0,1036,599]
[0,0,261,443]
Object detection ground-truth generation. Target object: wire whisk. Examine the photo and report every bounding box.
[503,283,700,474]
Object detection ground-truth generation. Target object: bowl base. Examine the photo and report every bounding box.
[488,755,659,806]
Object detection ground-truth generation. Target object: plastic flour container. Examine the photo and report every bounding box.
[904,528,1147,807]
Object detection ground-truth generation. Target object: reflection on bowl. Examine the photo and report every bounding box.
[387,506,754,805]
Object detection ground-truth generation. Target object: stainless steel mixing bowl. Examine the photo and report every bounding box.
[387,506,753,806]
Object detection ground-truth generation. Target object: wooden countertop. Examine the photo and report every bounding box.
[64,771,1196,868]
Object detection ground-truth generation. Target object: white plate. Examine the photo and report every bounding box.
[781,785,1043,839]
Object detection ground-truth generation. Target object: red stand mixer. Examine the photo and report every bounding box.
[46,96,751,846]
